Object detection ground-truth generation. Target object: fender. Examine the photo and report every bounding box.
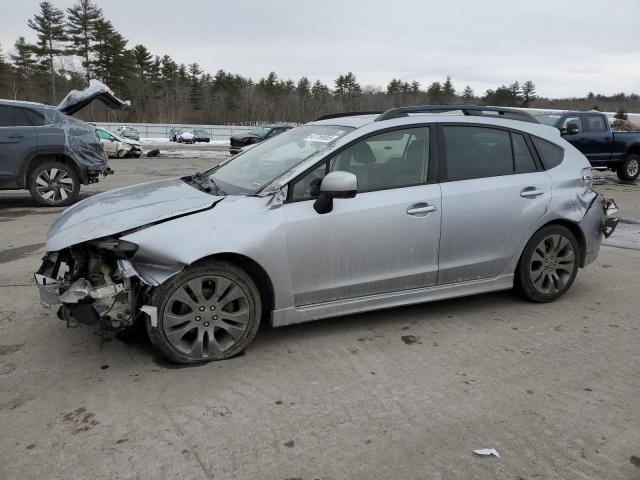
[19,146,90,187]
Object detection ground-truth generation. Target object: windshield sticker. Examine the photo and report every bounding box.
[305,133,339,143]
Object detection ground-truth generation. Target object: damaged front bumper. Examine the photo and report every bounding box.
[35,252,140,328]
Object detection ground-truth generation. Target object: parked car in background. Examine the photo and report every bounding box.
[36,105,617,363]
[177,130,195,144]
[193,129,211,143]
[0,80,126,206]
[169,128,182,142]
[230,124,293,154]
[117,126,140,141]
[96,128,142,158]
[532,110,640,181]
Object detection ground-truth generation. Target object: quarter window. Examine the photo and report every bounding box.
[531,136,564,170]
[443,126,513,181]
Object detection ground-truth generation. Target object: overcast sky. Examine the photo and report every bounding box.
[1,0,638,98]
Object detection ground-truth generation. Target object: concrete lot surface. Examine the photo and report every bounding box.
[0,144,639,479]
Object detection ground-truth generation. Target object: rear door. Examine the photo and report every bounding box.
[437,124,552,284]
[580,113,611,162]
[0,106,38,187]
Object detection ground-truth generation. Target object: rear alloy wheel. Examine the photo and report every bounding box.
[147,260,261,363]
[28,161,80,206]
[617,154,640,182]
[516,225,579,302]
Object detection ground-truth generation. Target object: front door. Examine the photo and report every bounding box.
[284,126,441,306]
[438,125,553,284]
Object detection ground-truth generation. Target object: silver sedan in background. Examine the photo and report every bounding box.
[36,106,618,363]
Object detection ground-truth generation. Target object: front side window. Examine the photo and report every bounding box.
[562,116,582,134]
[583,115,606,132]
[443,126,513,181]
[291,127,429,200]
[209,125,353,194]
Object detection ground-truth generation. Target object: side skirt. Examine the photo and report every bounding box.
[272,274,514,327]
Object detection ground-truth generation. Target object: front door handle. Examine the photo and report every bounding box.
[520,188,544,198]
[407,203,437,215]
[7,134,25,139]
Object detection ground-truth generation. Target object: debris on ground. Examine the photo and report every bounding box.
[146,149,160,157]
[473,448,500,458]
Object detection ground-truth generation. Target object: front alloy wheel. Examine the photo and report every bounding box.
[147,260,262,363]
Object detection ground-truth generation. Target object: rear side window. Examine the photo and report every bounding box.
[23,108,44,126]
[443,126,513,181]
[511,133,537,173]
[531,136,564,169]
[583,115,606,132]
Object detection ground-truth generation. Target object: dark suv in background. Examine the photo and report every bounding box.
[0,81,126,206]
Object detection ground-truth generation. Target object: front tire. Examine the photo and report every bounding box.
[28,161,80,207]
[147,260,262,364]
[515,225,580,303]
[617,154,640,182]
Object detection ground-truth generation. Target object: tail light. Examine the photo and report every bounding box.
[581,167,593,189]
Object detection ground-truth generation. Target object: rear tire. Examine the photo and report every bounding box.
[617,154,640,181]
[146,260,262,364]
[28,161,80,207]
[515,224,580,303]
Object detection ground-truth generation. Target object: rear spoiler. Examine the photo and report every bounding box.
[57,79,130,115]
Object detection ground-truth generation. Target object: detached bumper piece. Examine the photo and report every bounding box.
[602,199,619,238]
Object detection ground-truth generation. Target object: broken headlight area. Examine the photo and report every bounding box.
[35,238,149,330]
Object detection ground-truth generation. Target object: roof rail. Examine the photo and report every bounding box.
[314,111,384,121]
[375,105,540,124]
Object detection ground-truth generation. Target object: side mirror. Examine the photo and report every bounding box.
[109,136,116,142]
[313,171,357,214]
[562,123,579,136]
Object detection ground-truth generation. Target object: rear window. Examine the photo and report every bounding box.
[531,136,564,170]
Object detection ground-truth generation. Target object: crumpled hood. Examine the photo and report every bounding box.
[47,178,220,251]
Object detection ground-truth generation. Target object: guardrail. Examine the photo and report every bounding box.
[93,123,256,141]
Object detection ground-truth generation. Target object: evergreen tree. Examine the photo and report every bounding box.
[311,80,330,98]
[27,1,66,103]
[188,62,203,110]
[93,19,131,91]
[410,81,420,95]
[521,80,536,107]
[0,43,10,73]
[509,81,521,105]
[296,77,311,96]
[66,0,103,80]
[614,107,628,121]
[132,44,153,80]
[426,81,442,103]
[10,37,39,81]
[442,76,455,102]
[462,86,474,103]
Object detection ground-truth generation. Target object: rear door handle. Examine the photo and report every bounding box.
[407,203,437,215]
[520,188,544,198]
[7,135,25,139]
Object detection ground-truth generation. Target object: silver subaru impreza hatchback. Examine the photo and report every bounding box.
[35,106,618,363]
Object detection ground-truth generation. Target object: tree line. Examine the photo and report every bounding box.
[0,0,638,125]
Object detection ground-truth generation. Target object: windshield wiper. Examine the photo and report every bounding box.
[192,172,226,196]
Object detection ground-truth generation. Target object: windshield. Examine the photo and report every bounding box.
[208,125,353,194]
[532,113,562,126]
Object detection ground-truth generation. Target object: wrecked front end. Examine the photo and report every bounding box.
[35,238,146,329]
